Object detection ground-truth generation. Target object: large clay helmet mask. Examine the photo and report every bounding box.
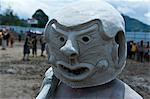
[45,0,127,88]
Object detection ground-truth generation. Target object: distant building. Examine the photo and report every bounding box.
[27,18,38,27]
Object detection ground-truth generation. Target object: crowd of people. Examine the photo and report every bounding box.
[127,40,150,62]
[0,28,15,49]
[0,28,46,61]
[22,31,46,61]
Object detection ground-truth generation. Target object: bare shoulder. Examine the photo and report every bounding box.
[124,83,143,99]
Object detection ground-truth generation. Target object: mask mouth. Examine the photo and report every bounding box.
[60,64,88,75]
[56,61,94,81]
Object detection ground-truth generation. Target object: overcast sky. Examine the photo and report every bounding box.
[0,0,150,25]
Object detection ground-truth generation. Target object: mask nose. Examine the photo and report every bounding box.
[60,40,78,58]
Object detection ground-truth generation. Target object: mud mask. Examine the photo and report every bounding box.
[45,0,126,88]
[45,19,126,88]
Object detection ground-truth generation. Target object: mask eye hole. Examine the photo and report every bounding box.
[59,36,65,42]
[79,35,92,44]
[82,36,89,42]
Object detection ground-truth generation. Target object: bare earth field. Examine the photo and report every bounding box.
[0,42,150,99]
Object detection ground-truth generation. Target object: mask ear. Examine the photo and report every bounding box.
[44,19,57,65]
[114,31,127,69]
[44,19,57,43]
[96,20,117,40]
[96,19,125,41]
[96,20,126,69]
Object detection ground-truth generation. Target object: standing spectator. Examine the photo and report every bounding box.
[40,36,46,57]
[9,33,15,48]
[31,36,37,57]
[23,36,30,61]
[18,34,22,42]
[131,42,137,59]
[6,32,10,46]
[136,42,140,61]
[0,29,3,45]
[139,40,144,62]
[144,41,150,62]
[1,29,7,50]
[127,41,133,58]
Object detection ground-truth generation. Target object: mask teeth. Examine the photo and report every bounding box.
[68,58,78,65]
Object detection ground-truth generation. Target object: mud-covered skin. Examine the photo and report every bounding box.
[55,79,125,99]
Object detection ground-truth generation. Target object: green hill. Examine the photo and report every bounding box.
[122,14,150,32]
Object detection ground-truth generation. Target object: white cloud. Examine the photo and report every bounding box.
[0,0,150,25]
[106,0,149,2]
[145,12,150,18]
[144,12,150,24]
[105,0,150,25]
[117,6,136,14]
[0,0,76,18]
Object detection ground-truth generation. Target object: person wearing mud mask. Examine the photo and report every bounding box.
[36,0,143,99]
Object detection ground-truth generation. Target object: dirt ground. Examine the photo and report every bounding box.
[0,42,150,99]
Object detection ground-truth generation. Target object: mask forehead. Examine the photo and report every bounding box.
[49,0,125,38]
[51,19,100,35]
